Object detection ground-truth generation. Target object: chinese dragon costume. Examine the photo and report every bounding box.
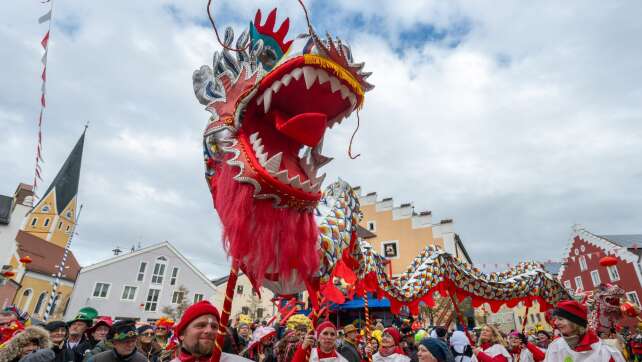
[193,7,569,321]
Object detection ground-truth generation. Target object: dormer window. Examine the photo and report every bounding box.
[41,205,50,212]
[66,211,72,219]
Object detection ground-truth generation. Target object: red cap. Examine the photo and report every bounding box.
[174,301,220,337]
[315,321,336,336]
[553,300,587,327]
[384,327,401,345]
[88,316,113,334]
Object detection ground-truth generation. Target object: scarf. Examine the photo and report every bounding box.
[379,345,404,357]
[562,334,580,350]
[177,348,211,362]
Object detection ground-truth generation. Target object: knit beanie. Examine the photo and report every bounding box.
[174,301,220,337]
[137,325,154,335]
[420,337,454,362]
[553,300,588,327]
[315,321,336,336]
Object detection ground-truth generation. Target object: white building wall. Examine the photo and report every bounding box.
[65,243,217,322]
[213,274,276,321]
[0,203,31,267]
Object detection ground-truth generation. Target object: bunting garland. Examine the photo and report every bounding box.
[33,1,55,194]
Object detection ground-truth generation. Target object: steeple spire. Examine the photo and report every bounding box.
[39,129,85,213]
[24,129,86,246]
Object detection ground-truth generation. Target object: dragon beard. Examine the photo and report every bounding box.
[213,161,319,289]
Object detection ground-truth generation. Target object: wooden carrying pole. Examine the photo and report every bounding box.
[211,259,240,362]
[363,294,372,362]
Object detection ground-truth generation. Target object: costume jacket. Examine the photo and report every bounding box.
[543,331,625,362]
[472,343,511,362]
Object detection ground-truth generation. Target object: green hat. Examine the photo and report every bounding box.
[67,307,98,327]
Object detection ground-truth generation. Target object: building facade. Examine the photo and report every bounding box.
[558,225,642,328]
[354,186,472,275]
[212,273,276,322]
[65,242,217,322]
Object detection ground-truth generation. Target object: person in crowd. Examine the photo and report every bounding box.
[236,322,252,352]
[375,322,385,332]
[431,328,447,344]
[0,309,23,346]
[137,325,162,362]
[534,331,551,351]
[86,320,146,362]
[274,330,300,362]
[166,300,251,362]
[402,331,418,362]
[67,307,98,361]
[292,321,347,362]
[372,327,410,362]
[0,325,51,362]
[337,324,361,362]
[45,320,76,362]
[544,300,625,362]
[370,336,380,355]
[630,329,642,362]
[471,325,510,362]
[242,326,276,362]
[86,317,113,350]
[154,318,174,349]
[449,331,472,362]
[507,332,544,362]
[418,337,454,362]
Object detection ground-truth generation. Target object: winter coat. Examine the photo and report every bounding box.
[83,340,113,361]
[0,326,52,362]
[87,349,148,362]
[337,340,361,362]
[52,342,77,362]
[543,331,625,362]
[372,352,411,362]
[19,348,56,362]
[137,340,162,362]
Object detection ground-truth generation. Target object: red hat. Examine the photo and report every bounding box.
[174,301,220,337]
[384,327,401,345]
[315,321,336,336]
[88,316,113,334]
[553,300,587,327]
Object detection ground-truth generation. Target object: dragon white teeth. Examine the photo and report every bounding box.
[249,132,259,144]
[348,93,357,109]
[300,179,313,192]
[271,80,283,93]
[314,173,326,186]
[329,77,342,93]
[302,66,317,90]
[256,93,264,106]
[263,152,282,173]
[274,169,290,183]
[289,174,303,189]
[263,88,272,113]
[339,85,350,100]
[317,69,330,85]
[290,68,303,80]
[281,74,293,86]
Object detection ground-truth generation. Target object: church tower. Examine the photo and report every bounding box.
[22,130,85,248]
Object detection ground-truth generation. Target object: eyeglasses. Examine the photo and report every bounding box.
[141,333,155,336]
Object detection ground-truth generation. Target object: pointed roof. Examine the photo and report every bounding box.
[39,130,85,213]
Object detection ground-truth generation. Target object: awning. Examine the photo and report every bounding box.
[331,295,390,310]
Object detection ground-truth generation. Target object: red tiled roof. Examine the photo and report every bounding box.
[15,230,80,282]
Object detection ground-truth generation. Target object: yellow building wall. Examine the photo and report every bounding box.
[22,192,57,241]
[513,301,552,333]
[360,204,439,275]
[49,198,76,248]
[14,275,74,320]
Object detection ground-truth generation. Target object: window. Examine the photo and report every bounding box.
[43,218,50,227]
[564,280,571,289]
[367,221,376,232]
[574,276,583,291]
[92,283,110,298]
[257,308,264,319]
[145,289,160,311]
[121,286,137,300]
[170,267,179,286]
[20,289,33,311]
[242,306,250,315]
[607,265,620,281]
[172,291,184,304]
[151,258,166,284]
[31,218,38,227]
[137,262,147,282]
[193,293,204,303]
[66,210,72,218]
[66,225,70,232]
[626,292,641,307]
[237,285,244,295]
[530,314,535,323]
[381,241,399,258]
[590,270,601,287]
[58,222,63,230]
[34,292,47,314]
[41,205,50,212]
[579,255,587,271]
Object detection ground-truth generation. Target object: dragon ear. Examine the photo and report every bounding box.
[251,8,293,54]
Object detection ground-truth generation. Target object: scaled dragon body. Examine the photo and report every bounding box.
[193,8,569,313]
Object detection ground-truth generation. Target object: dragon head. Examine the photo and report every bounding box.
[193,8,372,294]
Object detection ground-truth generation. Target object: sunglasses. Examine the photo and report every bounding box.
[141,332,155,336]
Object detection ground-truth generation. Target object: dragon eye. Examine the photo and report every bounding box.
[259,47,278,70]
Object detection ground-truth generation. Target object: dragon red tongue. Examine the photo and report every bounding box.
[274,110,327,147]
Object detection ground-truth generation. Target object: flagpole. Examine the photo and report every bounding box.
[43,203,82,321]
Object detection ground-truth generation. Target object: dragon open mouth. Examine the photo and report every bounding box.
[237,55,362,203]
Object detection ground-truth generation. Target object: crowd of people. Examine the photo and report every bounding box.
[0,299,637,361]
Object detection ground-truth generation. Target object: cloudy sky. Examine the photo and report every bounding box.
[1,1,641,278]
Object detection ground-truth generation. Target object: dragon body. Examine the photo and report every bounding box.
[193,8,569,314]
